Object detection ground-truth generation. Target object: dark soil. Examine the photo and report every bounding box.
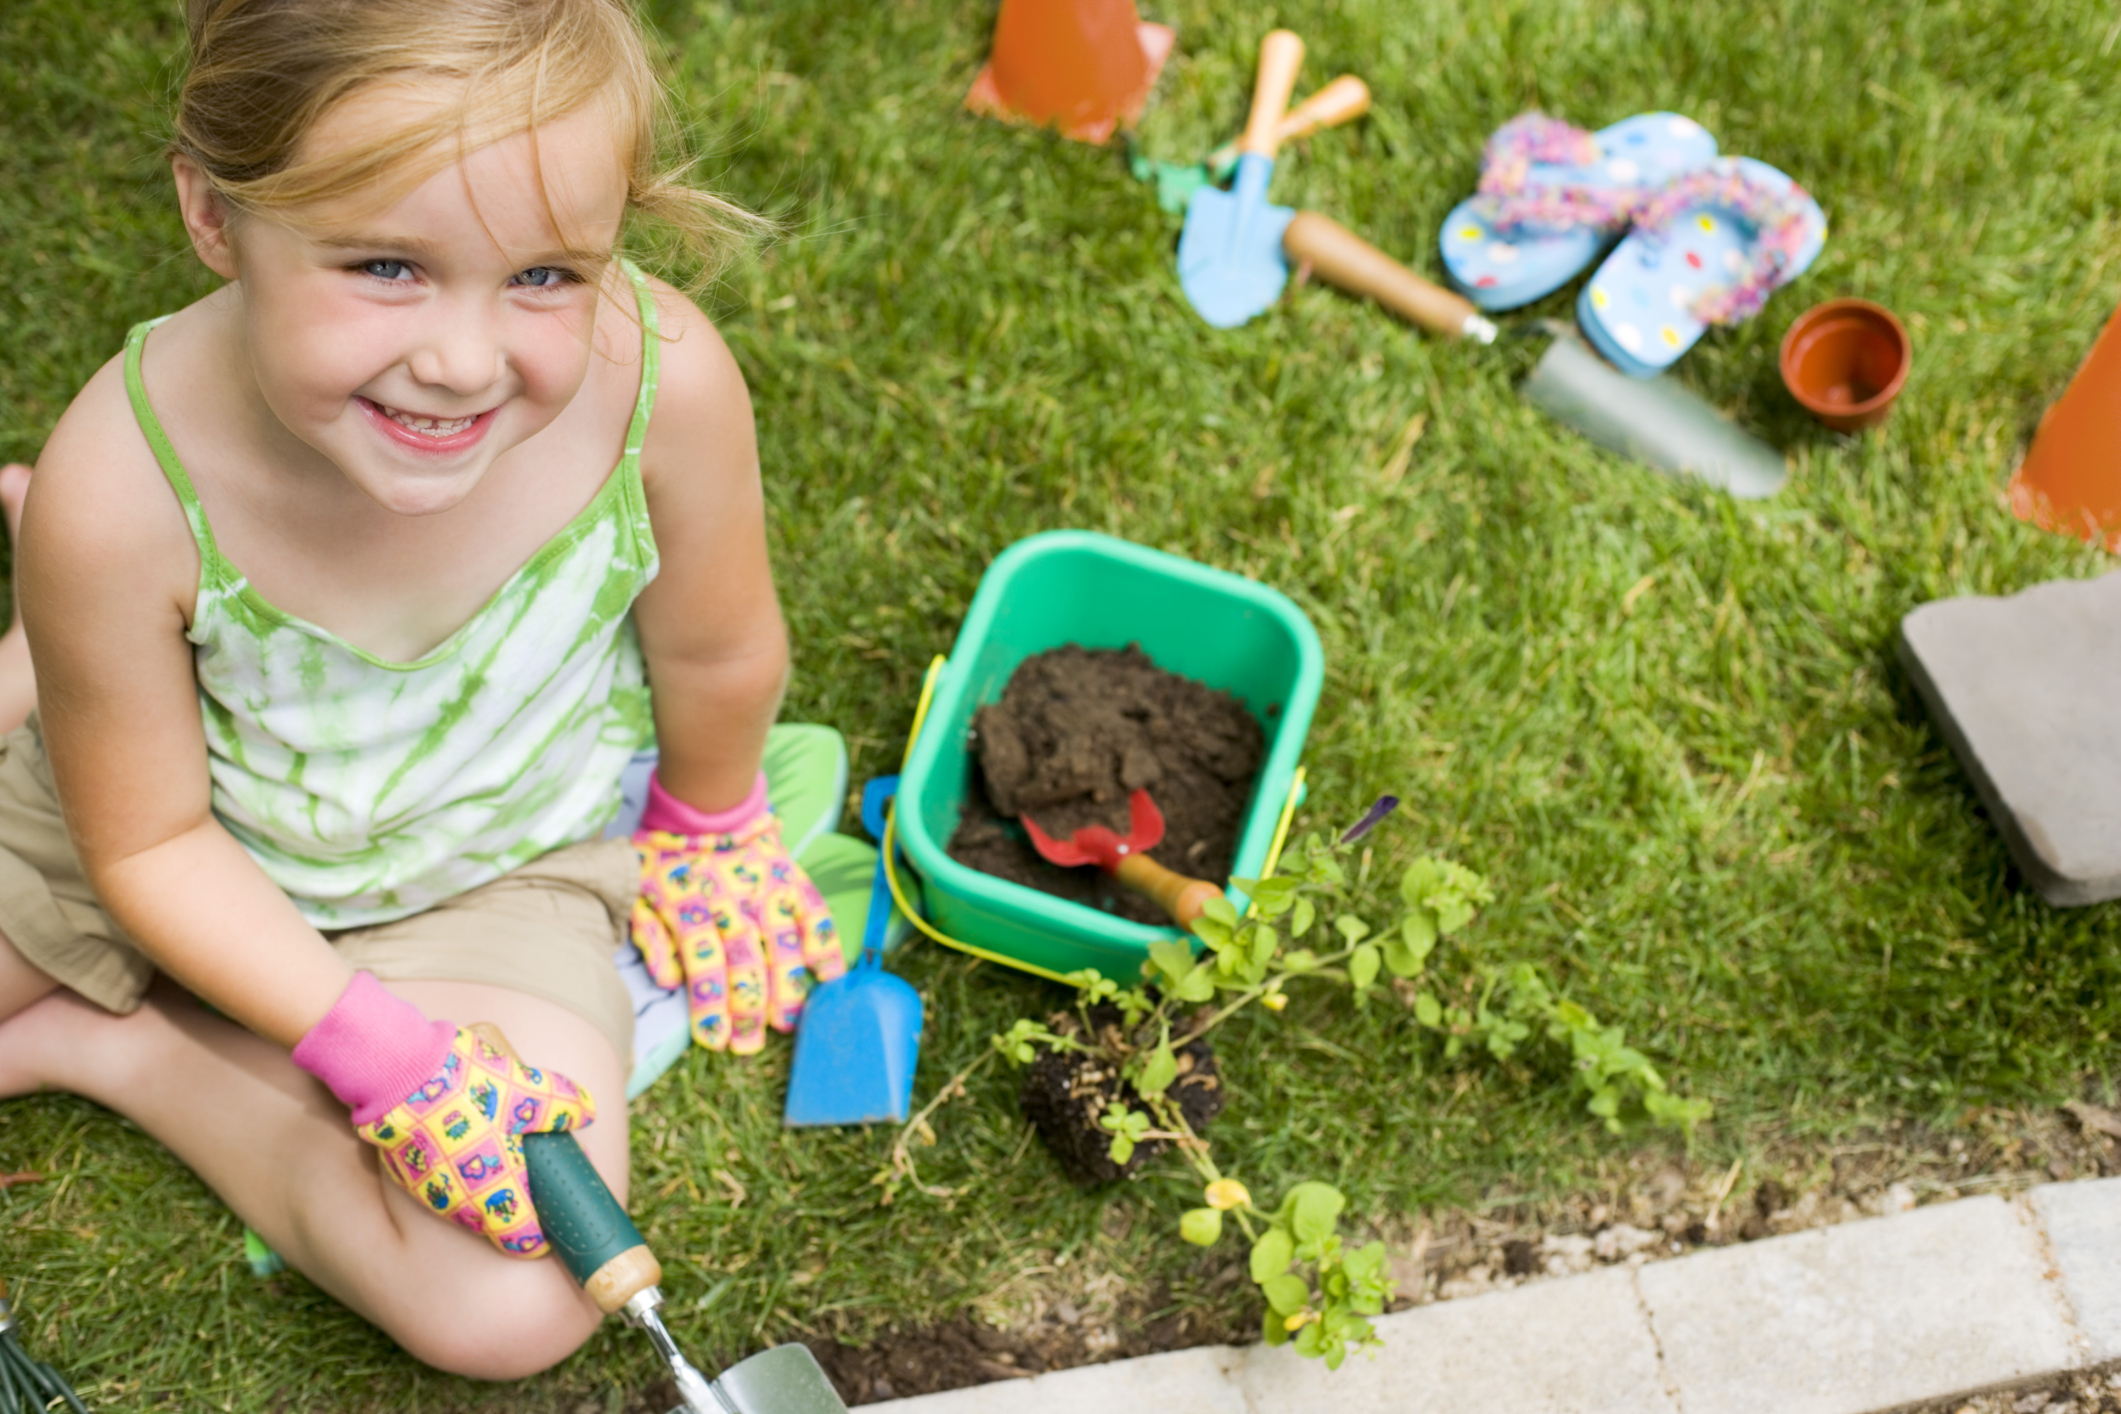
[1019,1007,1226,1185]
[803,1295,1244,1407]
[948,645,1265,926]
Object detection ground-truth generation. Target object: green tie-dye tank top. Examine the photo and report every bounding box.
[120,267,662,929]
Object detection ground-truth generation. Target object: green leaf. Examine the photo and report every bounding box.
[1295,1320,1331,1360]
[1333,913,1370,944]
[1249,924,1279,972]
[1284,1182,1346,1245]
[1400,858,1441,907]
[1247,877,1298,916]
[1343,1240,1387,1283]
[1282,948,1319,972]
[1349,943,1380,991]
[1136,1041,1178,1097]
[1260,1274,1310,1317]
[1173,963,1216,1002]
[1262,1310,1290,1346]
[1147,939,1195,988]
[1413,991,1442,1026]
[1249,1227,1294,1283]
[1107,1133,1135,1164]
[1290,896,1316,938]
[1399,909,1438,960]
[1201,895,1240,928]
[1188,913,1233,950]
[1179,1207,1223,1246]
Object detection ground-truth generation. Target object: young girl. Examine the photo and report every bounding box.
[0,0,843,1381]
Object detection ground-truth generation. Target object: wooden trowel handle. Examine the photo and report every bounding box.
[1210,76,1371,171]
[1283,210,1490,341]
[1283,75,1371,140]
[1113,852,1224,928]
[1241,30,1306,160]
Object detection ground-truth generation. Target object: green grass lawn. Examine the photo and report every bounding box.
[6,0,2121,1406]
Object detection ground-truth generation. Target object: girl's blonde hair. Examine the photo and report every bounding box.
[171,0,763,279]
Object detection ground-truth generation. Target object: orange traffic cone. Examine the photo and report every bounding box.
[964,0,1174,145]
[2010,306,2121,552]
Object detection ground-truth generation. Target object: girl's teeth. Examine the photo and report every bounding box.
[381,404,476,436]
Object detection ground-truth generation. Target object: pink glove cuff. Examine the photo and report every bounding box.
[291,971,457,1126]
[640,769,769,835]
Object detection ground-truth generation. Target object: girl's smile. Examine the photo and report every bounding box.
[357,397,497,454]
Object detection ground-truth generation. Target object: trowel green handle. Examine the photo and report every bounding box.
[467,1024,664,1317]
[521,1130,663,1315]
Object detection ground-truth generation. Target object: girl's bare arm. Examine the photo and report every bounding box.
[629,279,790,812]
[20,359,351,1048]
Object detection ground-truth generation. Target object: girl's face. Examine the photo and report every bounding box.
[177,86,631,517]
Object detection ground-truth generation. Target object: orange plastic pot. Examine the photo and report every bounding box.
[1778,299,1910,432]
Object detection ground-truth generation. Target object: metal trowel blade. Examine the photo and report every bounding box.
[669,1344,848,1414]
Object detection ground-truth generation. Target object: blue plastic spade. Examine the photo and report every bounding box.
[783,776,923,1127]
[1175,30,1305,329]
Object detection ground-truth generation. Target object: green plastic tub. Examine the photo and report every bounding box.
[897,530,1324,981]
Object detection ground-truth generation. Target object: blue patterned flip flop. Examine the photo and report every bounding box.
[1440,112,1717,312]
[1576,156,1827,377]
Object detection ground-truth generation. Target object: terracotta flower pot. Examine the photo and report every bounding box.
[1778,298,1911,432]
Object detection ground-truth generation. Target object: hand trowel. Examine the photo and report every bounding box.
[470,1027,850,1414]
[1519,328,1788,498]
[1176,29,1305,327]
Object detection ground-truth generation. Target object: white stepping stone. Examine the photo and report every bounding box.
[1899,570,2121,904]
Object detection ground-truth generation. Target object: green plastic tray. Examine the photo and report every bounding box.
[897,530,1324,981]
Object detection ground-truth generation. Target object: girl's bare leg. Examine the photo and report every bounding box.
[0,463,38,734]
[0,953,627,1381]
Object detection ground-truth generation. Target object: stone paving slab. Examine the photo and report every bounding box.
[857,1181,2121,1414]
[2034,1178,2121,1362]
[1899,570,2121,905]
[1238,1263,1675,1414]
[1638,1195,2077,1414]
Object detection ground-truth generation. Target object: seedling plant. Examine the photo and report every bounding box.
[959,799,1711,1367]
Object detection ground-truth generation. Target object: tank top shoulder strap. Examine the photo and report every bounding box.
[122,317,231,586]
[614,259,663,566]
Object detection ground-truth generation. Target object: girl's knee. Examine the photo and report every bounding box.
[388,1268,600,1380]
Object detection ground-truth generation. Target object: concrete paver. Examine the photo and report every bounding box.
[1637,1195,2077,1414]
[2033,1177,2121,1362]
[1237,1263,1675,1414]
[857,1179,2121,1414]
[1899,570,2121,905]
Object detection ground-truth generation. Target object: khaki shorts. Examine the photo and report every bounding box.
[0,716,637,1065]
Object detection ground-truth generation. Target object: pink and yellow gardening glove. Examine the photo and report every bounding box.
[292,972,594,1258]
[630,769,845,1055]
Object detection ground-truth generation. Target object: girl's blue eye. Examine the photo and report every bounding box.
[512,266,573,288]
[361,259,412,281]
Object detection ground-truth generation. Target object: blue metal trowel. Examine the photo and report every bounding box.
[1177,29,1306,328]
